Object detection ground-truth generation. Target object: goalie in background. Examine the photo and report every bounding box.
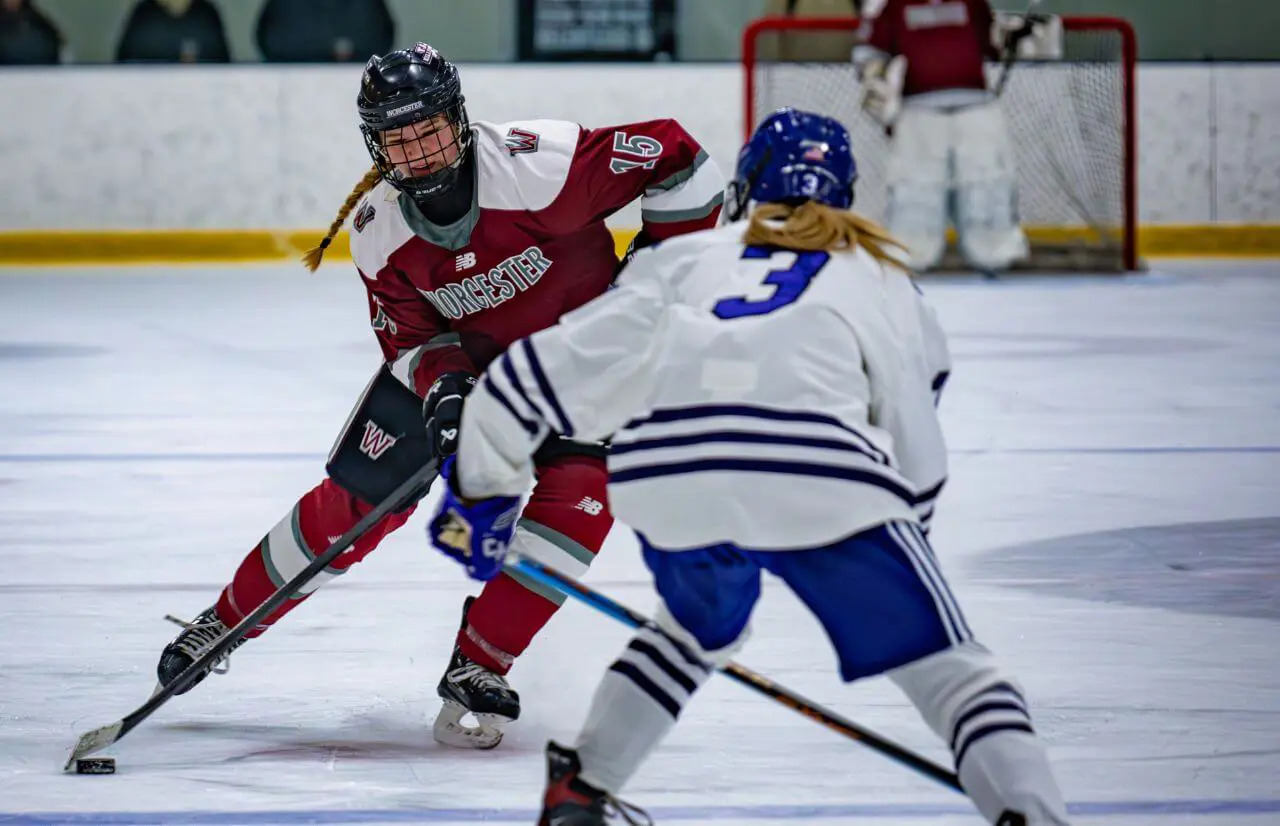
[853,0,1061,273]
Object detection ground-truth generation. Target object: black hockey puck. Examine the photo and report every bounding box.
[75,757,116,775]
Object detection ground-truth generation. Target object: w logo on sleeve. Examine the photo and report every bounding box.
[505,127,540,155]
[359,420,399,460]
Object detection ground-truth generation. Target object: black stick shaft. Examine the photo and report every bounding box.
[65,459,439,767]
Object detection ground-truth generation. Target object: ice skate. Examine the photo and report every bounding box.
[432,596,520,749]
[538,741,650,826]
[155,606,244,696]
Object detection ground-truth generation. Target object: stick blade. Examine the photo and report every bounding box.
[63,721,123,772]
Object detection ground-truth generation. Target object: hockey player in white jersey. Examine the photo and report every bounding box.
[425,108,1071,825]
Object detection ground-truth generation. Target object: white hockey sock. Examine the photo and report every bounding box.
[890,642,1070,825]
[574,626,713,793]
[957,722,1070,825]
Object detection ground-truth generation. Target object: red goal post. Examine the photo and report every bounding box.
[742,15,1138,272]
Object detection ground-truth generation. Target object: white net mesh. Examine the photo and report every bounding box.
[746,18,1135,271]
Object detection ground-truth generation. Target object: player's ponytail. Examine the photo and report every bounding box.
[743,202,909,272]
[302,166,383,273]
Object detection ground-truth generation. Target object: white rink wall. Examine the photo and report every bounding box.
[0,63,1277,230]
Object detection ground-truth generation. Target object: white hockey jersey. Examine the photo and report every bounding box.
[455,220,952,551]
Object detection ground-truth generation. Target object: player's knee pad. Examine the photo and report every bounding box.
[887,640,1029,746]
[325,362,436,509]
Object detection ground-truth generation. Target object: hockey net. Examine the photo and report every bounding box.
[743,16,1138,272]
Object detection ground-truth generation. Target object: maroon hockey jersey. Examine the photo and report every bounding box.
[349,117,724,395]
[860,0,999,98]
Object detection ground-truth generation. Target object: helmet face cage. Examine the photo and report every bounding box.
[362,100,471,199]
[357,43,472,200]
[732,108,857,213]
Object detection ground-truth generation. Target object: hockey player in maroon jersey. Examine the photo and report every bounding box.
[853,0,1059,273]
[155,41,725,749]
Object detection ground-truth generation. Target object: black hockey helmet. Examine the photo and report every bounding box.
[357,42,472,200]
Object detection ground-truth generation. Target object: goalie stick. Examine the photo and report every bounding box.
[993,0,1044,98]
[507,553,965,794]
[62,458,441,772]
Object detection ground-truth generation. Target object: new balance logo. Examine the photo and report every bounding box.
[574,496,604,516]
[455,252,476,271]
[359,420,398,460]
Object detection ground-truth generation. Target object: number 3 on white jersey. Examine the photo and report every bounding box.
[714,247,831,319]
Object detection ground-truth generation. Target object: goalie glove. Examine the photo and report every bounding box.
[992,12,1062,60]
[860,55,907,129]
[427,457,521,582]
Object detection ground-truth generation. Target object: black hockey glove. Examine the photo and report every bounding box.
[613,228,655,283]
[422,372,477,458]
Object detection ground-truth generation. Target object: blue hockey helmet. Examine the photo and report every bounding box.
[727,108,857,220]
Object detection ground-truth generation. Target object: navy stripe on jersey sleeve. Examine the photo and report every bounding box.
[519,338,574,437]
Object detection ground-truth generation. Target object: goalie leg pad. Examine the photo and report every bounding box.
[952,102,1029,271]
[885,106,952,271]
[325,363,436,508]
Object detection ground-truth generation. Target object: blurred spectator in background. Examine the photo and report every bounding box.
[116,0,230,63]
[0,0,64,65]
[762,0,860,62]
[256,0,395,63]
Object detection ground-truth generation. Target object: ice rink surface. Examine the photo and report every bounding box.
[1,260,1277,824]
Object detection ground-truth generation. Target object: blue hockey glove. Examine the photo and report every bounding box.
[427,457,520,581]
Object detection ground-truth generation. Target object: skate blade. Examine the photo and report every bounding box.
[432,699,511,750]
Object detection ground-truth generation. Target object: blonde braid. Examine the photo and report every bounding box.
[302,166,383,272]
[742,202,909,271]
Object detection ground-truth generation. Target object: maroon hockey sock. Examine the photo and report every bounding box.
[216,478,413,637]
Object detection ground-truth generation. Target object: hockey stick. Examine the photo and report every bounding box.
[993,0,1043,98]
[507,554,964,793]
[62,458,441,771]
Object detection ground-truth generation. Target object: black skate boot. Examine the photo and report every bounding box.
[155,606,244,696]
[539,741,650,826]
[432,596,521,749]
